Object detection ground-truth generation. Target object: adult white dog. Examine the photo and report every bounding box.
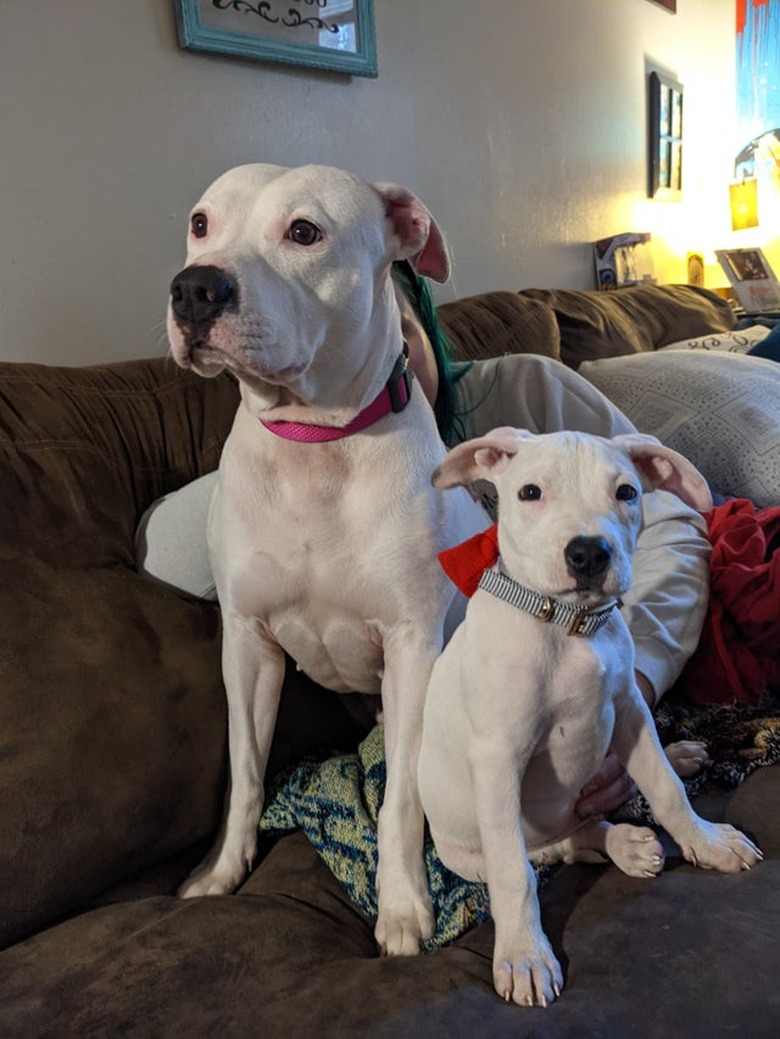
[418,428,762,1007]
[166,163,485,955]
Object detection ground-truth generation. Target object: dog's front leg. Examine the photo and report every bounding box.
[374,624,439,956]
[612,691,762,874]
[179,614,286,897]
[472,749,564,1007]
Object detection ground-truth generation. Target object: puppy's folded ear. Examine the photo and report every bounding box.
[432,427,532,489]
[613,434,713,512]
[373,182,450,282]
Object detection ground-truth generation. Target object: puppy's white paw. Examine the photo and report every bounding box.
[605,824,665,878]
[681,820,763,874]
[664,740,710,778]
[493,934,563,1007]
[374,892,435,956]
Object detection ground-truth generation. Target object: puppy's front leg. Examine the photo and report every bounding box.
[179,614,286,897]
[472,750,564,1007]
[374,624,438,956]
[612,691,762,874]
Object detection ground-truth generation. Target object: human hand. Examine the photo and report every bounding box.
[665,740,710,777]
[575,751,637,819]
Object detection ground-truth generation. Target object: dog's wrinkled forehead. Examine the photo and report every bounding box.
[188,163,385,254]
[503,434,643,497]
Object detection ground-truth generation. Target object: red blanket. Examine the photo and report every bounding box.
[682,498,780,705]
[438,499,780,706]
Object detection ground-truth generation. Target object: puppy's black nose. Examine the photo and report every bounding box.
[564,536,612,584]
[170,266,237,325]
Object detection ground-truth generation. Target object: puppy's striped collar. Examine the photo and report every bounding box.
[478,568,621,638]
[260,346,411,443]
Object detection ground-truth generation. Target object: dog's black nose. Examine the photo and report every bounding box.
[170,266,237,325]
[564,536,612,584]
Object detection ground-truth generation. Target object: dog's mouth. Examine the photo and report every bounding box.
[171,334,226,377]
[573,574,609,595]
[172,323,307,383]
[551,584,610,607]
[553,567,630,607]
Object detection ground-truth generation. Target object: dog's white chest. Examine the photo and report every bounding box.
[208,412,476,696]
[272,611,385,694]
[212,501,389,692]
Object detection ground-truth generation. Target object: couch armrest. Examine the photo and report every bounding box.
[0,358,239,947]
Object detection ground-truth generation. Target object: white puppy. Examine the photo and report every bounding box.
[166,163,486,955]
[418,428,762,1006]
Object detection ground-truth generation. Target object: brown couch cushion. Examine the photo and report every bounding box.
[2,769,778,1036]
[0,358,370,948]
[519,284,736,368]
[0,359,241,948]
[437,290,560,362]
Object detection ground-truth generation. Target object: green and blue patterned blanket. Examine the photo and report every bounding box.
[259,689,780,951]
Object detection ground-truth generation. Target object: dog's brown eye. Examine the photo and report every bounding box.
[617,484,639,502]
[191,212,208,239]
[288,219,322,246]
[518,484,542,501]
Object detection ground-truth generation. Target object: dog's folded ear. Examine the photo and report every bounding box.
[613,434,714,512]
[373,182,450,283]
[432,427,532,489]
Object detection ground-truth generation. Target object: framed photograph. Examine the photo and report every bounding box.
[715,248,780,314]
[174,0,378,78]
[646,0,677,11]
[648,71,683,200]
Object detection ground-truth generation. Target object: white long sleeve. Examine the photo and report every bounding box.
[449,355,711,701]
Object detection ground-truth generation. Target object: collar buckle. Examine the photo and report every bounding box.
[567,612,592,637]
[386,343,411,413]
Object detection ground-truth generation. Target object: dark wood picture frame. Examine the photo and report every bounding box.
[648,70,683,200]
[647,0,677,12]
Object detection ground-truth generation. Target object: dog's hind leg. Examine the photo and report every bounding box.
[532,820,666,879]
[179,615,286,897]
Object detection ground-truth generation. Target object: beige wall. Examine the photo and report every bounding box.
[1,0,740,365]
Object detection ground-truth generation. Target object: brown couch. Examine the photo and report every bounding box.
[2,285,778,1037]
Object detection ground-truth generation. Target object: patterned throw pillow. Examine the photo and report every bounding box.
[578,351,780,507]
[656,324,769,353]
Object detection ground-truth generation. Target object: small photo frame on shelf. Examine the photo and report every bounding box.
[648,71,683,199]
[715,248,780,314]
[174,0,378,78]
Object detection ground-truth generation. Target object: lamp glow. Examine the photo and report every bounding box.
[729,177,759,230]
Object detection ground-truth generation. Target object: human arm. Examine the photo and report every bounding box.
[449,354,711,702]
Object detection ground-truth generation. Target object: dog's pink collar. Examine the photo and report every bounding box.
[260,347,411,443]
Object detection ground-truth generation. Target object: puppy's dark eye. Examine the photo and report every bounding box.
[288,219,322,246]
[191,212,208,239]
[617,484,639,502]
[518,484,542,501]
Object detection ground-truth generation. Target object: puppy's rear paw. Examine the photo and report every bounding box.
[494,937,563,1007]
[605,824,665,878]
